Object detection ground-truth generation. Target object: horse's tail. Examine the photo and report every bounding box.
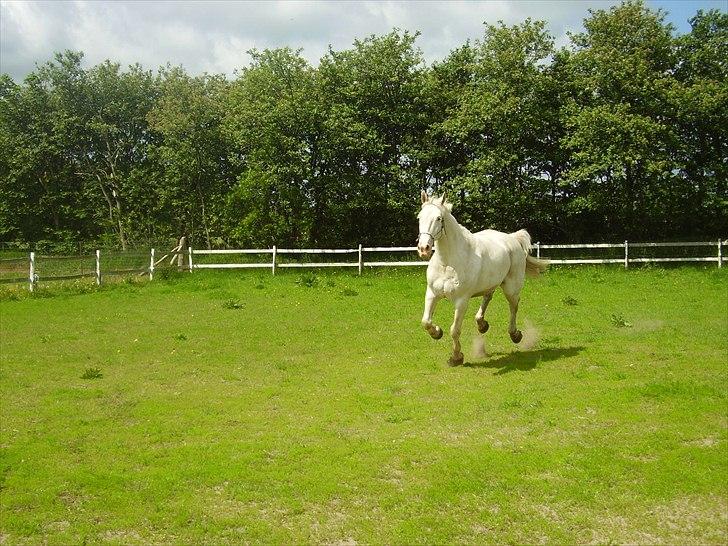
[512,229,550,277]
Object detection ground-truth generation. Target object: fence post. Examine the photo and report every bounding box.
[149,248,155,281]
[188,246,193,273]
[272,245,277,275]
[358,244,363,276]
[536,241,540,259]
[624,240,629,269]
[95,249,101,286]
[29,251,35,292]
[718,241,723,269]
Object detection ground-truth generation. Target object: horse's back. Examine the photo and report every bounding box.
[473,229,528,256]
[473,228,531,280]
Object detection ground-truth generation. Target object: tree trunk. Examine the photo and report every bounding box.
[113,190,128,251]
[97,177,127,250]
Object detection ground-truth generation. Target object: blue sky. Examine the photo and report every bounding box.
[1,0,725,81]
[650,0,725,32]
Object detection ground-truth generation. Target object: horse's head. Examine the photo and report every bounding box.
[417,190,452,259]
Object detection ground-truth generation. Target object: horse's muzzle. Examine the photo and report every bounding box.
[417,235,433,259]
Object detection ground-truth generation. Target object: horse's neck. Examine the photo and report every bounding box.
[434,215,470,265]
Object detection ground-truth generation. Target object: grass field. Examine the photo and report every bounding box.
[1,266,726,544]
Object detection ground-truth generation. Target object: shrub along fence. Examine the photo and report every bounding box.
[2,240,725,292]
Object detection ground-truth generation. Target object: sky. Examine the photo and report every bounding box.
[1,0,725,81]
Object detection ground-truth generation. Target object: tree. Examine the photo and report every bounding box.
[73,61,159,249]
[420,43,474,194]
[316,30,429,245]
[149,67,234,248]
[0,53,95,247]
[442,19,562,236]
[668,9,728,237]
[561,0,678,240]
[224,48,317,247]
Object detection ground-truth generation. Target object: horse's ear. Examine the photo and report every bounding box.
[440,192,453,211]
[420,190,428,204]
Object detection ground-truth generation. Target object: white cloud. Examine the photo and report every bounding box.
[206,34,255,75]
[0,0,671,80]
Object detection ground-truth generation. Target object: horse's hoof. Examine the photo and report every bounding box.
[431,326,443,340]
[448,354,464,367]
[510,330,523,344]
[477,319,489,334]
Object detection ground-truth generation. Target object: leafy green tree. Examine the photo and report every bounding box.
[149,67,234,248]
[224,48,317,247]
[1,3,725,249]
[561,0,678,239]
[419,43,474,195]
[0,52,95,248]
[317,30,429,245]
[75,61,159,249]
[441,20,562,236]
[668,9,728,237]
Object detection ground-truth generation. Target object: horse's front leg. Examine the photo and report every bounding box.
[421,287,443,340]
[448,298,469,366]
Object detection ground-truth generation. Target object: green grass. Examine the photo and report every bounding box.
[1,267,726,544]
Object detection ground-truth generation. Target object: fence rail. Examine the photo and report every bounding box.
[1,240,725,291]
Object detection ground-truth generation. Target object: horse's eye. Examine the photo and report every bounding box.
[437,216,442,221]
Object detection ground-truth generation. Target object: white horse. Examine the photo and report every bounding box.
[417,191,549,366]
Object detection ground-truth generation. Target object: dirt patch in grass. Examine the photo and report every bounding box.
[588,494,728,545]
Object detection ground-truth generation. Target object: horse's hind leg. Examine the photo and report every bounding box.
[502,280,524,344]
[475,289,495,333]
[421,287,443,340]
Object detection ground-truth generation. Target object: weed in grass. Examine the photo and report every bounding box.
[591,270,606,283]
[562,295,578,306]
[222,298,244,310]
[156,268,184,281]
[80,368,102,379]
[385,412,412,423]
[296,273,319,287]
[501,398,522,409]
[174,333,187,341]
[29,288,55,299]
[340,288,358,297]
[0,290,21,301]
[611,313,633,328]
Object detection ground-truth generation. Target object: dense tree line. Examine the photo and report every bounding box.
[1,1,725,251]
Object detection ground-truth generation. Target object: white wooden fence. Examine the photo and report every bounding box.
[189,245,424,276]
[189,240,726,273]
[533,241,726,266]
[3,240,725,292]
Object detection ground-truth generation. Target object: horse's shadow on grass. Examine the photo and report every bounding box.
[463,346,584,375]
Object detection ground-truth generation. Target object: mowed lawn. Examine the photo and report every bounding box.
[0,266,726,545]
